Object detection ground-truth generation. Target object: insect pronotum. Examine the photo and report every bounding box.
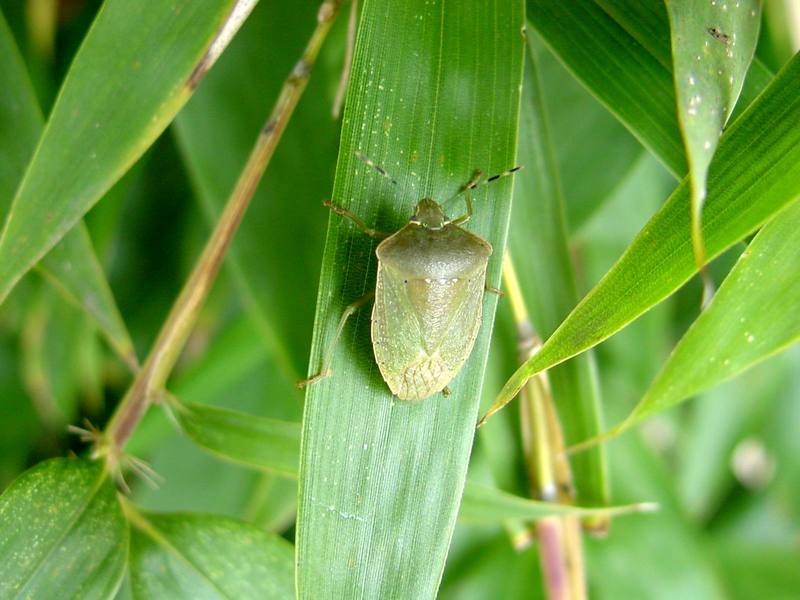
[298,152,520,400]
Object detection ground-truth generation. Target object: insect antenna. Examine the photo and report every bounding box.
[354,150,398,185]
[445,165,522,204]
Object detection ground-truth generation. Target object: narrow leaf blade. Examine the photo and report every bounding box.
[0,0,244,303]
[296,2,525,597]
[490,52,800,420]
[460,482,655,522]
[618,199,800,432]
[171,405,610,529]
[667,0,761,168]
[666,0,761,285]
[0,10,135,366]
[175,401,301,478]
[527,0,686,176]
[528,0,773,181]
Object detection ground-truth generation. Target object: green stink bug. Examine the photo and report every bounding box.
[299,153,519,400]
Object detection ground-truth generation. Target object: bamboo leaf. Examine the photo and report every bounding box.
[460,482,655,522]
[38,230,136,367]
[527,0,773,180]
[175,401,301,479]
[167,405,628,526]
[296,2,524,597]
[666,0,761,293]
[0,10,135,366]
[128,510,293,599]
[486,52,800,424]
[506,42,608,508]
[531,36,643,231]
[527,0,686,176]
[0,12,39,202]
[0,458,128,599]
[595,0,773,114]
[599,200,800,441]
[0,0,252,304]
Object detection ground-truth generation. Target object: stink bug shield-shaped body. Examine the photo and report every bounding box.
[373,198,492,400]
[298,154,519,400]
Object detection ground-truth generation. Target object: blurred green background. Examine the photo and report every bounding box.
[0,1,798,598]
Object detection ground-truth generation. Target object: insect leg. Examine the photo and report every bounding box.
[450,170,482,226]
[323,200,390,239]
[485,284,504,297]
[297,290,376,389]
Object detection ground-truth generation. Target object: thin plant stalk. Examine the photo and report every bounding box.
[331,0,357,119]
[102,0,344,455]
[503,254,587,600]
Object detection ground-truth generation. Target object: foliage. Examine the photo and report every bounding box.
[0,0,798,598]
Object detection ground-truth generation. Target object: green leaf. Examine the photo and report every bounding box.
[604,199,800,439]
[296,1,525,597]
[0,458,128,599]
[168,404,627,527]
[527,0,773,180]
[0,0,249,304]
[128,510,294,599]
[593,0,674,67]
[175,401,301,479]
[666,0,761,286]
[20,288,99,426]
[506,42,607,508]
[0,9,135,367]
[595,0,774,120]
[0,12,40,203]
[489,51,800,421]
[527,0,686,176]
[595,0,773,116]
[460,481,654,522]
[667,0,761,178]
[531,36,643,230]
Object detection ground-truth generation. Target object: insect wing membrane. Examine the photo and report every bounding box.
[372,224,491,400]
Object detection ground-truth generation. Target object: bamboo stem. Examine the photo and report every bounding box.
[103,0,344,453]
[502,254,587,600]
